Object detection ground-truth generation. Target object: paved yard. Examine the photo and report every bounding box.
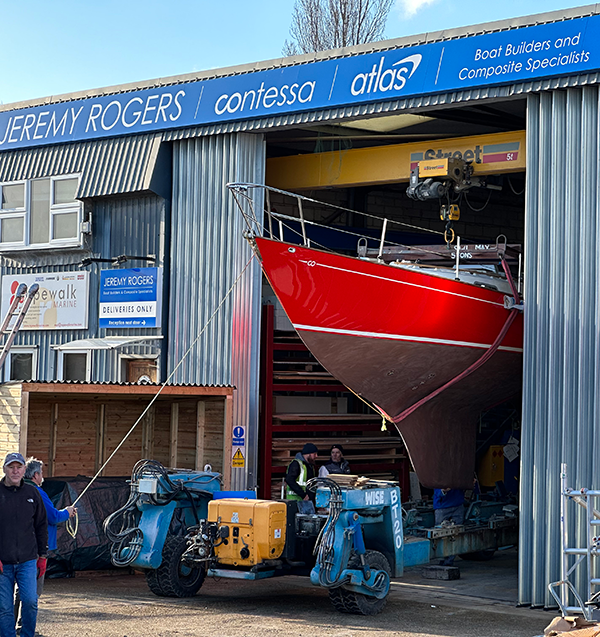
[35,550,551,637]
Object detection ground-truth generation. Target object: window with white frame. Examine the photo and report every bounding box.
[120,355,159,383]
[0,175,81,249]
[58,349,91,381]
[4,347,38,381]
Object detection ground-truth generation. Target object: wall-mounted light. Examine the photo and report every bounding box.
[79,254,157,269]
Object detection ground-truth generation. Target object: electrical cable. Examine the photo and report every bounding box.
[507,175,525,196]
[102,459,211,567]
[464,188,492,212]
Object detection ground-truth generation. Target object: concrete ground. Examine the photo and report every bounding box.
[36,548,551,637]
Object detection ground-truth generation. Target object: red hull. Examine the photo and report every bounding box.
[254,237,523,488]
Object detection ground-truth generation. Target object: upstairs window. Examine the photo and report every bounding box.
[0,175,81,249]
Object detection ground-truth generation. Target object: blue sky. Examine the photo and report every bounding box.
[0,0,592,105]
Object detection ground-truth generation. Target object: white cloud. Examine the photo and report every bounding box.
[396,0,440,19]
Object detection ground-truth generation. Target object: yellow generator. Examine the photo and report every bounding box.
[207,498,287,566]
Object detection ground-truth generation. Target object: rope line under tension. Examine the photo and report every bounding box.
[67,256,254,527]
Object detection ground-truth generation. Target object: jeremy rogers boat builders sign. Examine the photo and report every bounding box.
[99,268,163,328]
[0,14,599,151]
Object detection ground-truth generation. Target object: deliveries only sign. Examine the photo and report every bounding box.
[99,268,162,328]
[1,272,89,330]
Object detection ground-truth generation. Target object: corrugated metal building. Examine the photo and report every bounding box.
[1,3,600,606]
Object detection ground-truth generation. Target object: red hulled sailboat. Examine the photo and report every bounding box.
[231,184,524,489]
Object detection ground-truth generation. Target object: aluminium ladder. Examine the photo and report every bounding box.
[548,463,600,620]
[0,283,39,372]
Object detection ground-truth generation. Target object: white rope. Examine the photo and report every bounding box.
[71,256,254,508]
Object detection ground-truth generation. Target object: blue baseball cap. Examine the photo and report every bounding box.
[3,452,25,467]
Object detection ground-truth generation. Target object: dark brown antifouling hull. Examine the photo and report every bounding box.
[297,331,522,489]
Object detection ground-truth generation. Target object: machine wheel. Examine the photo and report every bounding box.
[328,550,391,616]
[145,569,167,596]
[459,549,496,561]
[147,536,205,598]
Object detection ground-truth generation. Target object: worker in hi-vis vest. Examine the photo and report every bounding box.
[285,443,319,501]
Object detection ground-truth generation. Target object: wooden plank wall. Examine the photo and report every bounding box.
[23,395,227,478]
[0,384,22,458]
[103,402,146,476]
[153,403,172,467]
[27,399,54,468]
[204,399,225,474]
[176,401,197,469]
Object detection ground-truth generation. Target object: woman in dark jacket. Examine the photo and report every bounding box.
[318,444,351,477]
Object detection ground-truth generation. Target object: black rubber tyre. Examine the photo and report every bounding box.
[329,587,353,613]
[145,568,167,597]
[146,536,205,598]
[459,549,496,561]
[328,550,391,616]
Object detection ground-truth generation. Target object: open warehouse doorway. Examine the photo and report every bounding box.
[253,97,527,568]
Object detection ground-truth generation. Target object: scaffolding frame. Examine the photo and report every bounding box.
[548,463,600,620]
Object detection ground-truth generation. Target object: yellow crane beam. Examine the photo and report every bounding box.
[266,130,526,190]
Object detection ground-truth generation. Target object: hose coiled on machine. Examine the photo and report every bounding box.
[103,459,152,566]
[103,459,212,567]
[307,477,352,588]
[307,477,389,596]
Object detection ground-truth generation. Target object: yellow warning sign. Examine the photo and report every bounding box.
[232,448,245,468]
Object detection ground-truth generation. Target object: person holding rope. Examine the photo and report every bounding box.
[14,458,77,630]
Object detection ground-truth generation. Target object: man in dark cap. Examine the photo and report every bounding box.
[0,452,48,637]
[319,444,351,477]
[285,443,318,501]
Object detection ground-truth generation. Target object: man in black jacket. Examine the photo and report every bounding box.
[0,452,48,637]
[285,443,318,501]
[318,444,351,477]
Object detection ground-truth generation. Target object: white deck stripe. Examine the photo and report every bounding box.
[299,259,506,308]
[293,323,523,353]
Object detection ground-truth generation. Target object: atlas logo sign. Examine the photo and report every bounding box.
[350,54,422,96]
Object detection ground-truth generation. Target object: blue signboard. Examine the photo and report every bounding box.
[99,267,162,328]
[232,425,245,447]
[0,15,598,151]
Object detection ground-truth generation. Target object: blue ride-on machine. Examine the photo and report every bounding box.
[104,460,509,615]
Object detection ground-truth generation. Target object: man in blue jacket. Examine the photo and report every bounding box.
[23,458,76,593]
[14,457,76,631]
